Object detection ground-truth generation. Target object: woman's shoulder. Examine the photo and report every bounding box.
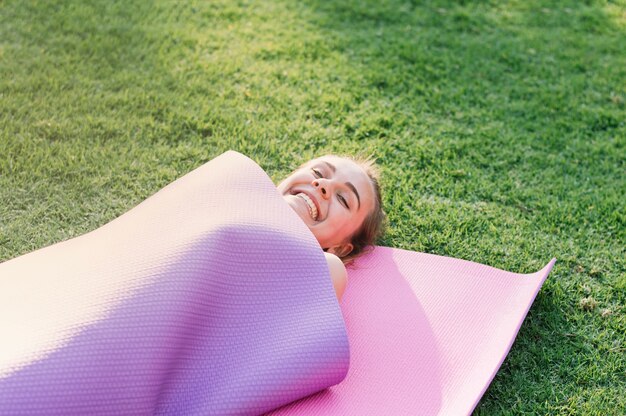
[324,252,347,301]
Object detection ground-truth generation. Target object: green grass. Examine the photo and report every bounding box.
[1,0,624,414]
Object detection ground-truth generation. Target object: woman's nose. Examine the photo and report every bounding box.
[312,179,331,199]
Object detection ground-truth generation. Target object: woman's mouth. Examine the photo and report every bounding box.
[293,192,318,221]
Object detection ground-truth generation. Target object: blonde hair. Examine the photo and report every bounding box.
[339,154,387,266]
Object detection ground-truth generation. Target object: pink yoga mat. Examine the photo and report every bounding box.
[0,150,554,415]
[270,249,554,415]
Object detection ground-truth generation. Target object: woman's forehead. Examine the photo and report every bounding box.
[307,155,359,171]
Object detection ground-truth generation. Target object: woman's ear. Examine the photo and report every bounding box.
[327,243,353,258]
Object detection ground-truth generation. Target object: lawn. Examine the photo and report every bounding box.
[1,0,624,414]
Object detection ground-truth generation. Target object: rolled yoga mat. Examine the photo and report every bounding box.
[0,150,554,415]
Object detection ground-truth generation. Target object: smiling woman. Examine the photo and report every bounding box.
[277,155,387,301]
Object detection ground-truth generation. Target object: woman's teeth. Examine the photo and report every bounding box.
[296,193,318,220]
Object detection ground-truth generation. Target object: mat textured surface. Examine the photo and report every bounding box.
[0,150,554,415]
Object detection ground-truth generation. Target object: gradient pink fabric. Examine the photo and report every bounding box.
[0,150,554,415]
[0,151,349,415]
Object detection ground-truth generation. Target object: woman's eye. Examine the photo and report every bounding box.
[312,169,322,178]
[339,195,349,209]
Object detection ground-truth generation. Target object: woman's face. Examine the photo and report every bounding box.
[277,155,375,256]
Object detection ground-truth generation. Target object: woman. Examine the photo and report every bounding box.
[277,154,386,301]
